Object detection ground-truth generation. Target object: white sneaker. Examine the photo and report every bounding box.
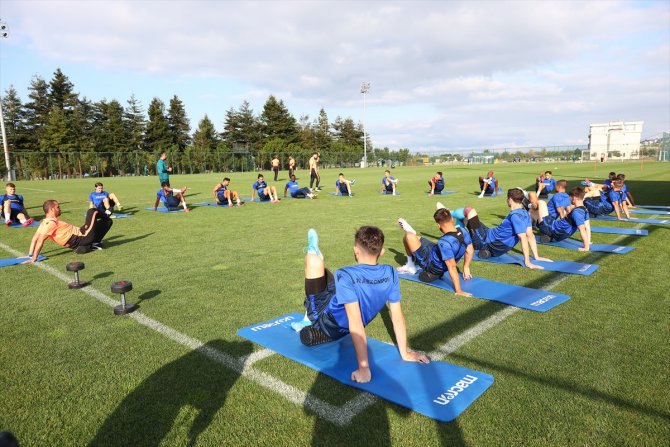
[436,202,446,210]
[397,218,417,234]
[397,264,417,274]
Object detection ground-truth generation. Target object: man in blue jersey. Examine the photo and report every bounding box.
[607,179,632,220]
[88,182,124,218]
[428,172,445,195]
[251,174,279,202]
[532,187,591,251]
[156,151,173,185]
[546,179,570,219]
[212,178,243,206]
[536,171,556,199]
[335,173,354,196]
[464,188,549,269]
[295,227,429,383]
[3,183,34,227]
[396,208,474,297]
[154,182,189,212]
[477,171,498,198]
[284,174,316,199]
[616,174,636,207]
[381,170,398,195]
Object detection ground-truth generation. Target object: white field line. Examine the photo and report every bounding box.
[16,187,56,192]
[0,242,360,426]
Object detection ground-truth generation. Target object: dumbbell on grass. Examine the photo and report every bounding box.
[111,280,138,315]
[66,261,88,289]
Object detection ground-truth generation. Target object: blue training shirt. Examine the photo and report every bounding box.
[549,207,589,241]
[327,264,401,330]
[547,192,571,218]
[89,191,110,210]
[429,229,472,273]
[485,208,531,249]
[335,179,349,193]
[608,189,625,204]
[381,176,396,186]
[252,181,267,195]
[540,178,556,193]
[3,194,24,211]
[156,188,176,205]
[285,181,300,195]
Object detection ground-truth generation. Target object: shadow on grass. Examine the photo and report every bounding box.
[92,271,114,280]
[137,289,161,302]
[88,339,253,447]
[103,233,155,248]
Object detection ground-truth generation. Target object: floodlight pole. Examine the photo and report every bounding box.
[0,19,12,181]
[360,82,370,168]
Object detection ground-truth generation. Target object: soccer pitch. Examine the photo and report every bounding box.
[1,162,669,446]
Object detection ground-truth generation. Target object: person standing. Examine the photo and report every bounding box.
[309,152,321,191]
[271,155,281,181]
[288,155,296,178]
[157,152,172,185]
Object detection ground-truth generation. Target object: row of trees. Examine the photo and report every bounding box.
[1,68,412,179]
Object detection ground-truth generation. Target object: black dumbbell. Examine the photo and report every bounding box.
[111,280,138,315]
[66,261,88,289]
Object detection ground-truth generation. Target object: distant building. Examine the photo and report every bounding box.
[588,121,643,160]
[467,153,495,164]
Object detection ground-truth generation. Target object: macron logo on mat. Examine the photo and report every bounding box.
[578,264,592,272]
[613,247,625,252]
[433,375,479,405]
[250,315,295,332]
[530,295,556,306]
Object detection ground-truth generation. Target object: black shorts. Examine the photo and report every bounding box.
[412,237,445,276]
[303,280,347,340]
[468,223,512,256]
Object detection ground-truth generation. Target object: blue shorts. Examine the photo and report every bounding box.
[536,218,567,242]
[163,196,180,209]
[412,237,445,276]
[383,184,394,193]
[216,191,229,203]
[584,198,613,216]
[303,280,347,340]
[258,189,271,201]
[468,223,512,256]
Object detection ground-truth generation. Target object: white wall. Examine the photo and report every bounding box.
[588,121,644,160]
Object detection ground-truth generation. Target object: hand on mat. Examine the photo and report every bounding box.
[525,262,544,270]
[184,208,190,213]
[20,256,34,264]
[534,257,553,262]
[352,367,371,383]
[463,267,472,280]
[403,351,430,363]
[455,290,472,298]
[577,247,590,252]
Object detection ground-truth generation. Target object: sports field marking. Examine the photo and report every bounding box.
[16,187,56,192]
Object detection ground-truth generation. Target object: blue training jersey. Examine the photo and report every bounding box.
[485,208,531,249]
[381,176,396,186]
[608,189,625,204]
[335,179,348,193]
[429,229,472,273]
[327,264,401,330]
[89,191,110,209]
[549,207,589,240]
[156,188,175,205]
[3,194,24,210]
[547,192,571,218]
[540,178,556,193]
[252,181,267,193]
[285,181,300,195]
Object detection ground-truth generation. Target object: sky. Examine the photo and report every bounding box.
[0,0,668,153]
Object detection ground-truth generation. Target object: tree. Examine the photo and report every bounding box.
[41,106,73,177]
[1,86,28,152]
[168,95,191,151]
[313,108,332,153]
[260,95,298,143]
[125,94,147,152]
[145,98,172,153]
[48,68,76,112]
[24,75,51,152]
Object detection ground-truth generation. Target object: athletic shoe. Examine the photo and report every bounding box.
[478,249,492,259]
[397,218,417,234]
[436,202,446,210]
[306,228,323,258]
[117,205,124,211]
[580,179,593,186]
[396,264,417,274]
[290,318,312,332]
[22,218,34,227]
[350,179,356,185]
[92,243,103,250]
[105,209,112,216]
[314,188,322,192]
[5,220,11,226]
[299,326,333,346]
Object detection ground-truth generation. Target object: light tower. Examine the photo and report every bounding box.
[360,82,370,168]
[0,19,12,181]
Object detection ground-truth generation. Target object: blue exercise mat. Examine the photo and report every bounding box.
[636,205,670,210]
[472,252,599,276]
[590,227,648,236]
[591,215,670,225]
[426,191,457,195]
[470,193,501,198]
[8,220,40,228]
[398,271,569,312]
[535,236,634,254]
[328,192,353,197]
[629,209,670,215]
[144,207,185,213]
[193,202,239,207]
[0,254,46,267]
[237,313,494,423]
[380,191,400,195]
[243,197,274,203]
[82,213,131,218]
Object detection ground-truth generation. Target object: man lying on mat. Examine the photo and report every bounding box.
[477,170,498,198]
[155,181,190,212]
[531,187,591,251]
[26,199,113,261]
[284,174,316,199]
[3,183,34,227]
[462,188,550,269]
[292,226,429,383]
[582,179,631,220]
[212,177,243,206]
[396,208,474,297]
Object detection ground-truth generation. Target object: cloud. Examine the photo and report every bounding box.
[3,0,669,150]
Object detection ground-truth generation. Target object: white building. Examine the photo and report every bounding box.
[588,121,644,160]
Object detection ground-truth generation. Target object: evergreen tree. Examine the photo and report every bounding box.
[24,75,51,151]
[260,95,298,143]
[41,106,73,177]
[192,115,219,152]
[167,95,191,150]
[48,68,77,111]
[145,98,172,153]
[222,107,240,144]
[235,101,260,151]
[314,108,332,153]
[1,86,28,152]
[124,94,146,152]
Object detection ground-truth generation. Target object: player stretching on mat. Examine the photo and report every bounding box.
[546,179,570,219]
[26,199,113,260]
[252,174,279,202]
[381,170,398,195]
[154,182,189,212]
[463,188,549,269]
[477,171,498,198]
[536,171,556,199]
[617,174,636,207]
[531,187,591,251]
[293,227,429,383]
[428,172,445,195]
[3,183,34,227]
[335,173,355,196]
[89,182,123,218]
[309,152,321,191]
[284,174,316,199]
[397,208,474,297]
[213,178,243,206]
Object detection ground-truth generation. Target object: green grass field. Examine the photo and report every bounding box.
[1,161,669,446]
